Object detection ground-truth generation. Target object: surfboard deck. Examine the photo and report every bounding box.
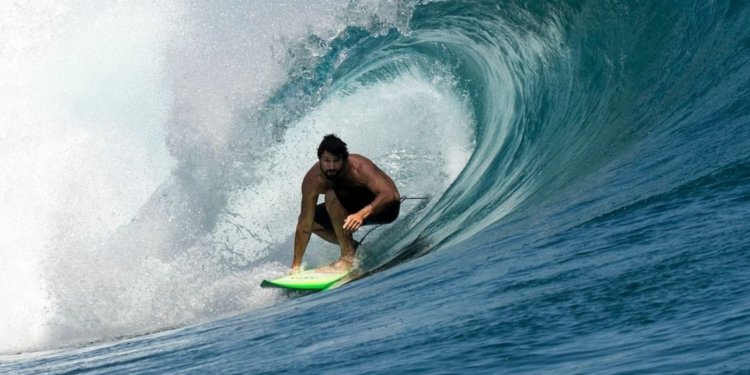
[261,268,353,291]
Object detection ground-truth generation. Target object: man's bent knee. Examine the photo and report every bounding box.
[324,189,338,204]
[324,189,347,215]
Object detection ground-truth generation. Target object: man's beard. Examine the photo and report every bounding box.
[321,165,341,180]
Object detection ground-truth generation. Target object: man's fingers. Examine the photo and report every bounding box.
[343,217,361,232]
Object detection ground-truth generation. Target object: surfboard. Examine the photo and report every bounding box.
[261,268,353,291]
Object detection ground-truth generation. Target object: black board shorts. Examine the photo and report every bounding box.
[314,187,400,230]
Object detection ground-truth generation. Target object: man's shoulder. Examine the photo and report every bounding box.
[349,153,371,161]
[349,154,376,168]
[302,163,330,191]
[302,162,318,177]
[348,155,383,183]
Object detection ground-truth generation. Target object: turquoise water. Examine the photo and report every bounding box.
[2,0,750,373]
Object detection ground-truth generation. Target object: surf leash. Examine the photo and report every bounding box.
[357,195,430,245]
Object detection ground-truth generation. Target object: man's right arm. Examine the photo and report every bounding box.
[291,174,318,274]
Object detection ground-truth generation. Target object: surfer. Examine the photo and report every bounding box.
[291,134,401,274]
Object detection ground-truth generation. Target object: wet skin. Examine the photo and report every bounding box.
[291,151,400,274]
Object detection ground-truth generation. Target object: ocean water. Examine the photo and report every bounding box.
[2,0,750,373]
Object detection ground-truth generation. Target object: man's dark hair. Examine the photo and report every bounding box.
[317,134,349,160]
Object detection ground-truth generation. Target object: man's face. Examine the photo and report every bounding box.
[319,151,344,179]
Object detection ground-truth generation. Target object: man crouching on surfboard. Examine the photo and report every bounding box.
[291,134,401,274]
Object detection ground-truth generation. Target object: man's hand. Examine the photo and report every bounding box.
[343,212,365,232]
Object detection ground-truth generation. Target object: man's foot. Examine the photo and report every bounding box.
[316,258,353,273]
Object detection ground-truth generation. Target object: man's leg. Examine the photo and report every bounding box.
[323,189,356,270]
[312,203,360,248]
[312,221,338,244]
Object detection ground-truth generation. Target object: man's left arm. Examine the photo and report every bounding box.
[343,163,400,232]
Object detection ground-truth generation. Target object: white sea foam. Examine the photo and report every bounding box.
[0,0,177,353]
[0,0,474,354]
[217,66,475,267]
